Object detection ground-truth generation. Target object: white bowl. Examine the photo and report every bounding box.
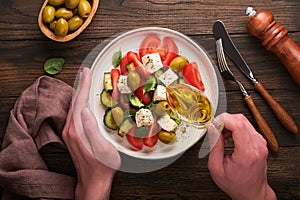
[89,27,219,160]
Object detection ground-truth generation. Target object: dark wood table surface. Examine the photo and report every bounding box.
[1,0,300,199]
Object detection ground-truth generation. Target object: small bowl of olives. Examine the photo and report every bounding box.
[38,0,98,42]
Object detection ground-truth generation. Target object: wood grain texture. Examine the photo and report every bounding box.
[0,0,300,199]
[244,95,279,153]
[255,82,298,134]
[0,0,300,40]
[247,9,300,84]
[39,146,300,200]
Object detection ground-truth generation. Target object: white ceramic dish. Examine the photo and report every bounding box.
[89,27,219,160]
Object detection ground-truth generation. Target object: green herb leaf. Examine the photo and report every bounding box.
[143,76,156,93]
[112,49,122,68]
[123,109,137,118]
[135,126,149,138]
[44,58,64,75]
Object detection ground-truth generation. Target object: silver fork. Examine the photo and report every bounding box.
[216,38,279,153]
[216,39,249,98]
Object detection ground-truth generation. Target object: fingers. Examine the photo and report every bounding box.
[74,67,92,111]
[71,68,93,153]
[72,71,82,105]
[62,104,73,140]
[81,107,103,147]
[207,120,225,169]
[222,113,254,153]
[81,107,121,170]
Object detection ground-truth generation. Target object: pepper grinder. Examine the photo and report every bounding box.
[246,7,300,84]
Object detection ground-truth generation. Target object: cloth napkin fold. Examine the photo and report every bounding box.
[0,75,76,199]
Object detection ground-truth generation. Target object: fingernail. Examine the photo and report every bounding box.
[211,118,224,132]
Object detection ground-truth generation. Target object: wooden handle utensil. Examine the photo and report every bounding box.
[244,95,279,153]
[254,82,298,134]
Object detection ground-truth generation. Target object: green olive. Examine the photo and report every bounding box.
[55,18,69,37]
[73,8,79,15]
[78,0,91,18]
[42,5,55,23]
[154,101,171,115]
[68,15,83,31]
[65,0,80,9]
[127,71,141,90]
[170,56,188,72]
[158,101,171,111]
[111,107,124,126]
[154,104,166,116]
[49,20,57,31]
[48,0,65,6]
[55,8,73,20]
[158,131,176,144]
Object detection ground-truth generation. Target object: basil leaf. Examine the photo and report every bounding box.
[123,109,137,118]
[143,76,156,93]
[135,126,149,138]
[112,49,122,68]
[44,58,64,75]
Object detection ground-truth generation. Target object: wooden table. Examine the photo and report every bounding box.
[1,0,300,199]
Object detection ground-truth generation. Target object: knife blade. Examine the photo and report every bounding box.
[212,20,298,134]
[213,20,258,83]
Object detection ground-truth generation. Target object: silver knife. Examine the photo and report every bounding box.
[213,20,298,134]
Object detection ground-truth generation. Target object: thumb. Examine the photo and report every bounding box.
[81,107,121,170]
[81,107,105,145]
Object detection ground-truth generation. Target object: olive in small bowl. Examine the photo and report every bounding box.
[38,0,98,42]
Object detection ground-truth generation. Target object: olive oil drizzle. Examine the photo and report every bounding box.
[166,84,213,127]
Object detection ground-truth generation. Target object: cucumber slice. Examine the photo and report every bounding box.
[154,69,164,84]
[104,72,113,91]
[100,90,117,108]
[118,119,134,137]
[169,110,181,125]
[104,109,118,130]
[130,95,144,108]
[178,77,186,84]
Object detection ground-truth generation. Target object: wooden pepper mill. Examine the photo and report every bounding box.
[246,7,300,84]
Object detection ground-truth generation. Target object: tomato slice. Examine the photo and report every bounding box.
[143,134,158,147]
[127,51,150,77]
[139,35,161,58]
[139,36,178,67]
[126,126,143,150]
[143,118,159,147]
[111,68,120,100]
[134,85,152,105]
[160,37,178,67]
[182,62,205,92]
[120,55,129,75]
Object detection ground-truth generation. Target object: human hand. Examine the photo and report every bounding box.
[63,67,121,200]
[207,113,276,200]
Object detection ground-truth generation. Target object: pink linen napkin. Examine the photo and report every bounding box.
[0,75,76,199]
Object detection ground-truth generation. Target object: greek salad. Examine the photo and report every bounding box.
[100,35,205,150]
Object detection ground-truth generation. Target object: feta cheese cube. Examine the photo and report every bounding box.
[157,114,178,132]
[142,53,163,74]
[159,68,178,86]
[135,108,154,127]
[153,85,167,101]
[117,75,132,94]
